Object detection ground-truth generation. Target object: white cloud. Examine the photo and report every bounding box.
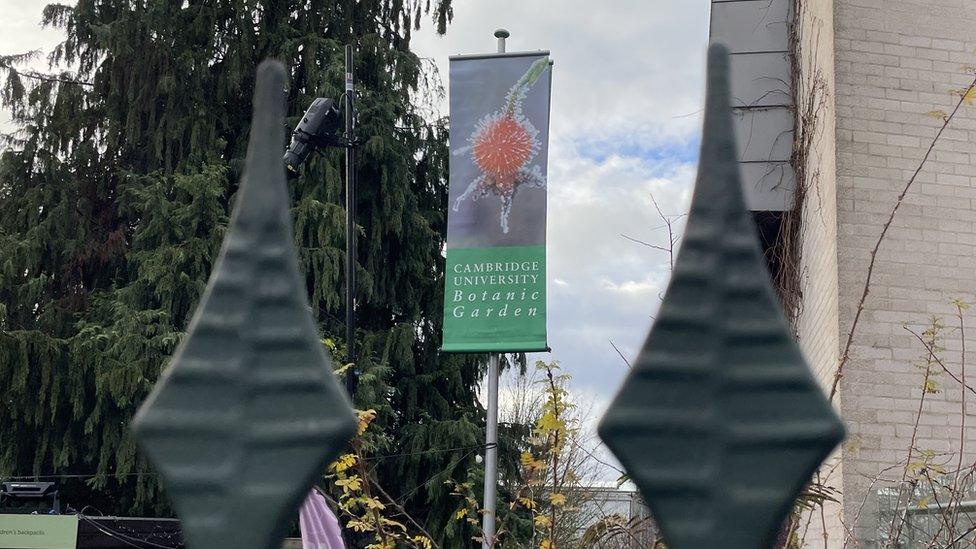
[0,4,63,55]
[412,0,710,143]
[599,276,662,297]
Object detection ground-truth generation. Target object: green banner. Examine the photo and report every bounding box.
[443,246,546,352]
[443,52,552,353]
[0,515,78,549]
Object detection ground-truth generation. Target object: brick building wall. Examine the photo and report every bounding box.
[830,0,976,545]
[793,0,846,543]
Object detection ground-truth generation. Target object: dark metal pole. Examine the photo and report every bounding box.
[344,44,358,397]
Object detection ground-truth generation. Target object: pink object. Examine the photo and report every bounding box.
[299,488,346,549]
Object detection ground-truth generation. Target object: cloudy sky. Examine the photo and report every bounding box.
[410,1,710,409]
[1,1,711,474]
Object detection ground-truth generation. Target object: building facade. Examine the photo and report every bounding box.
[713,0,976,546]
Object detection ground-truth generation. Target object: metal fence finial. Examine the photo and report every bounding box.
[132,59,356,549]
[598,43,844,549]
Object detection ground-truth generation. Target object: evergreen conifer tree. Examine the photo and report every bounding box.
[0,2,507,542]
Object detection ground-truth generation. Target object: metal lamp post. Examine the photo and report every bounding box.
[281,45,360,398]
[480,28,509,549]
[343,45,358,397]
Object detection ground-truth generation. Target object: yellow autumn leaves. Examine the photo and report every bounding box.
[325,407,435,549]
[447,361,576,548]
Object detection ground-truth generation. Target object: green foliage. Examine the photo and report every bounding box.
[0,1,498,542]
[328,408,436,549]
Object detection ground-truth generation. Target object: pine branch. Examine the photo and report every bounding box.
[0,51,92,87]
[4,67,93,87]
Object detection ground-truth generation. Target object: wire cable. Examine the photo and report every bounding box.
[394,447,480,507]
[1,443,493,482]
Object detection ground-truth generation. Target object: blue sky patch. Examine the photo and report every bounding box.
[571,132,701,168]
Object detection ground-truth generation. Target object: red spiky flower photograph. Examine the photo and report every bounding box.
[453,57,550,233]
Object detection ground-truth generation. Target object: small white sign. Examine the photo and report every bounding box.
[0,514,78,549]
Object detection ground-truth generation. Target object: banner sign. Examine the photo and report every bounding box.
[0,515,78,549]
[443,52,552,353]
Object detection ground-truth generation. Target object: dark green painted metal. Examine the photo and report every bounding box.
[132,60,357,549]
[598,44,845,549]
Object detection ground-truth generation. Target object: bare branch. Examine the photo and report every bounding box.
[830,74,976,401]
[886,323,939,547]
[904,326,976,398]
[620,234,671,253]
[370,478,441,549]
[608,339,632,368]
[1,65,93,87]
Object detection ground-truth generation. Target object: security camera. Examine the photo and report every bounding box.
[283,98,341,173]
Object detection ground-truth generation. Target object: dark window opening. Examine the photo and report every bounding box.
[753,211,785,285]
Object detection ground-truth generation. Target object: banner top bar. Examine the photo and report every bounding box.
[449,50,551,62]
